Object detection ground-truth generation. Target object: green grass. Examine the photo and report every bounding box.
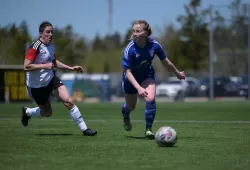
[1,102,250,170]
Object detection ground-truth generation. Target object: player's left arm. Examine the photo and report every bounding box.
[54,59,84,73]
[53,54,83,73]
[155,41,185,80]
[161,58,180,76]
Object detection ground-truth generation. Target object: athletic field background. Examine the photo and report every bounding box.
[0,102,250,170]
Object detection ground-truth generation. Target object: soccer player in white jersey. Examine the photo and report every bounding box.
[21,21,97,136]
[121,20,185,139]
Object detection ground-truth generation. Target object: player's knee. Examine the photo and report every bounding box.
[64,97,74,109]
[145,96,155,103]
[67,97,74,105]
[126,103,136,111]
[129,105,136,111]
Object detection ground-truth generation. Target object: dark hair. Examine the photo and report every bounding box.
[39,21,53,33]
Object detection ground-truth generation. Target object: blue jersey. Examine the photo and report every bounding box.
[122,38,167,82]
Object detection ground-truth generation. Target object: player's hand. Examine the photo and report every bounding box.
[72,66,84,73]
[137,87,148,97]
[176,71,185,80]
[44,63,54,69]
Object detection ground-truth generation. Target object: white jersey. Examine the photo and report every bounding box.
[25,39,56,88]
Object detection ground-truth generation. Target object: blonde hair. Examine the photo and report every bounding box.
[129,20,152,40]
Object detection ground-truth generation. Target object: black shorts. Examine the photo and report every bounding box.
[27,76,64,105]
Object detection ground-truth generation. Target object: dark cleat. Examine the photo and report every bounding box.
[21,106,30,127]
[123,117,132,131]
[83,128,97,136]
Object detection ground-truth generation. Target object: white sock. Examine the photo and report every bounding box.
[69,106,87,132]
[26,107,41,117]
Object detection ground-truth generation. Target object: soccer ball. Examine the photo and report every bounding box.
[155,126,177,147]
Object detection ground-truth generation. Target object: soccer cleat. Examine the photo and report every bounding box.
[123,117,132,131]
[21,106,30,127]
[83,128,97,136]
[145,128,155,139]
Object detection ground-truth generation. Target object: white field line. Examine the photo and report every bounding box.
[1,118,250,124]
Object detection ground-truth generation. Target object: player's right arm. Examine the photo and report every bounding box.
[122,46,148,97]
[23,42,53,71]
[24,59,53,71]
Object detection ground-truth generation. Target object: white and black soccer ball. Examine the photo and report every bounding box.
[155,126,177,147]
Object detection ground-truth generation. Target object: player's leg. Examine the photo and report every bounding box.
[121,80,138,131]
[21,86,53,127]
[141,78,156,139]
[51,77,97,136]
[122,93,137,131]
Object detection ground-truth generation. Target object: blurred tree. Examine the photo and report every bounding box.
[2,0,246,76]
[12,21,31,64]
[156,24,191,75]
[121,28,132,47]
[177,0,209,71]
[228,0,248,74]
[212,0,248,75]
[92,33,106,51]
[103,60,110,73]
[104,31,122,50]
[0,21,31,64]
[112,32,122,48]
[85,49,122,73]
[0,26,10,64]
[53,25,86,67]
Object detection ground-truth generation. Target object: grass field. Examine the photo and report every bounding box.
[0,102,250,170]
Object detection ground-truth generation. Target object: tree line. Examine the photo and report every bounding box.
[0,0,248,76]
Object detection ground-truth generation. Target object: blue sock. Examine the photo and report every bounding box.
[122,103,131,118]
[145,101,156,129]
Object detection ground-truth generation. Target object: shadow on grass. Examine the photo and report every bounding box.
[36,133,72,136]
[125,135,155,140]
[157,145,178,148]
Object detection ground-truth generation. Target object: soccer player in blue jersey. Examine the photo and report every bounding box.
[121,20,185,139]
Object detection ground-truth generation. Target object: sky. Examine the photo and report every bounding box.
[0,0,249,40]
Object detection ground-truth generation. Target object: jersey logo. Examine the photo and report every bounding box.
[149,49,154,57]
[135,53,140,58]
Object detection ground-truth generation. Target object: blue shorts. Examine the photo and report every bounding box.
[122,73,155,94]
